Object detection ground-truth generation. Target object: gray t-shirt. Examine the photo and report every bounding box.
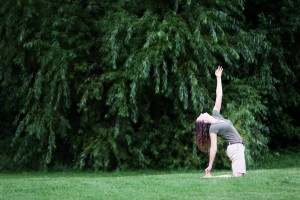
[209,110,243,144]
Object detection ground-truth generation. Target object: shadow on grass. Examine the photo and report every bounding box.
[0,168,203,179]
[254,145,300,170]
[2,146,299,178]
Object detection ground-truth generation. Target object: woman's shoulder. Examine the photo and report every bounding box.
[212,109,225,119]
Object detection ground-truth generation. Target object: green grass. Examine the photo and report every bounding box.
[1,149,300,200]
[1,169,300,200]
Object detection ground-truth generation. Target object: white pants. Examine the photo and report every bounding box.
[226,143,246,175]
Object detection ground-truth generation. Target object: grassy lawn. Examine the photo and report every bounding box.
[0,169,300,200]
[1,149,300,200]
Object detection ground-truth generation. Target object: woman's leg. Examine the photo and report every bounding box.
[227,144,246,176]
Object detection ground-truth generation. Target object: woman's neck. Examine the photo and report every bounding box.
[211,117,224,124]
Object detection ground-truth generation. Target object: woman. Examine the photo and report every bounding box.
[195,65,246,178]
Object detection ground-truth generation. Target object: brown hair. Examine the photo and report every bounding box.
[195,121,211,152]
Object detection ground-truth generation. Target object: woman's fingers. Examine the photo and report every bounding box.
[215,65,223,77]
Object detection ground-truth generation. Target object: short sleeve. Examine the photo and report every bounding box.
[212,109,225,119]
[209,124,219,134]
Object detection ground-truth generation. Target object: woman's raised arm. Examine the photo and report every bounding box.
[213,65,223,112]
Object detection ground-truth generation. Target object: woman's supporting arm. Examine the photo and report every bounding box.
[205,133,217,176]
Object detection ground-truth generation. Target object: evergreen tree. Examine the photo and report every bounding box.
[244,0,300,148]
[1,0,298,171]
[74,0,270,170]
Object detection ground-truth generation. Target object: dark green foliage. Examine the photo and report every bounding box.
[244,0,300,148]
[0,0,299,171]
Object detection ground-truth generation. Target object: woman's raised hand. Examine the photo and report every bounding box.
[215,65,223,78]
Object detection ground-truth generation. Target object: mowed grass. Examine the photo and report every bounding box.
[1,149,300,200]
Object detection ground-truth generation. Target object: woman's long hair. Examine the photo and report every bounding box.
[195,121,211,152]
